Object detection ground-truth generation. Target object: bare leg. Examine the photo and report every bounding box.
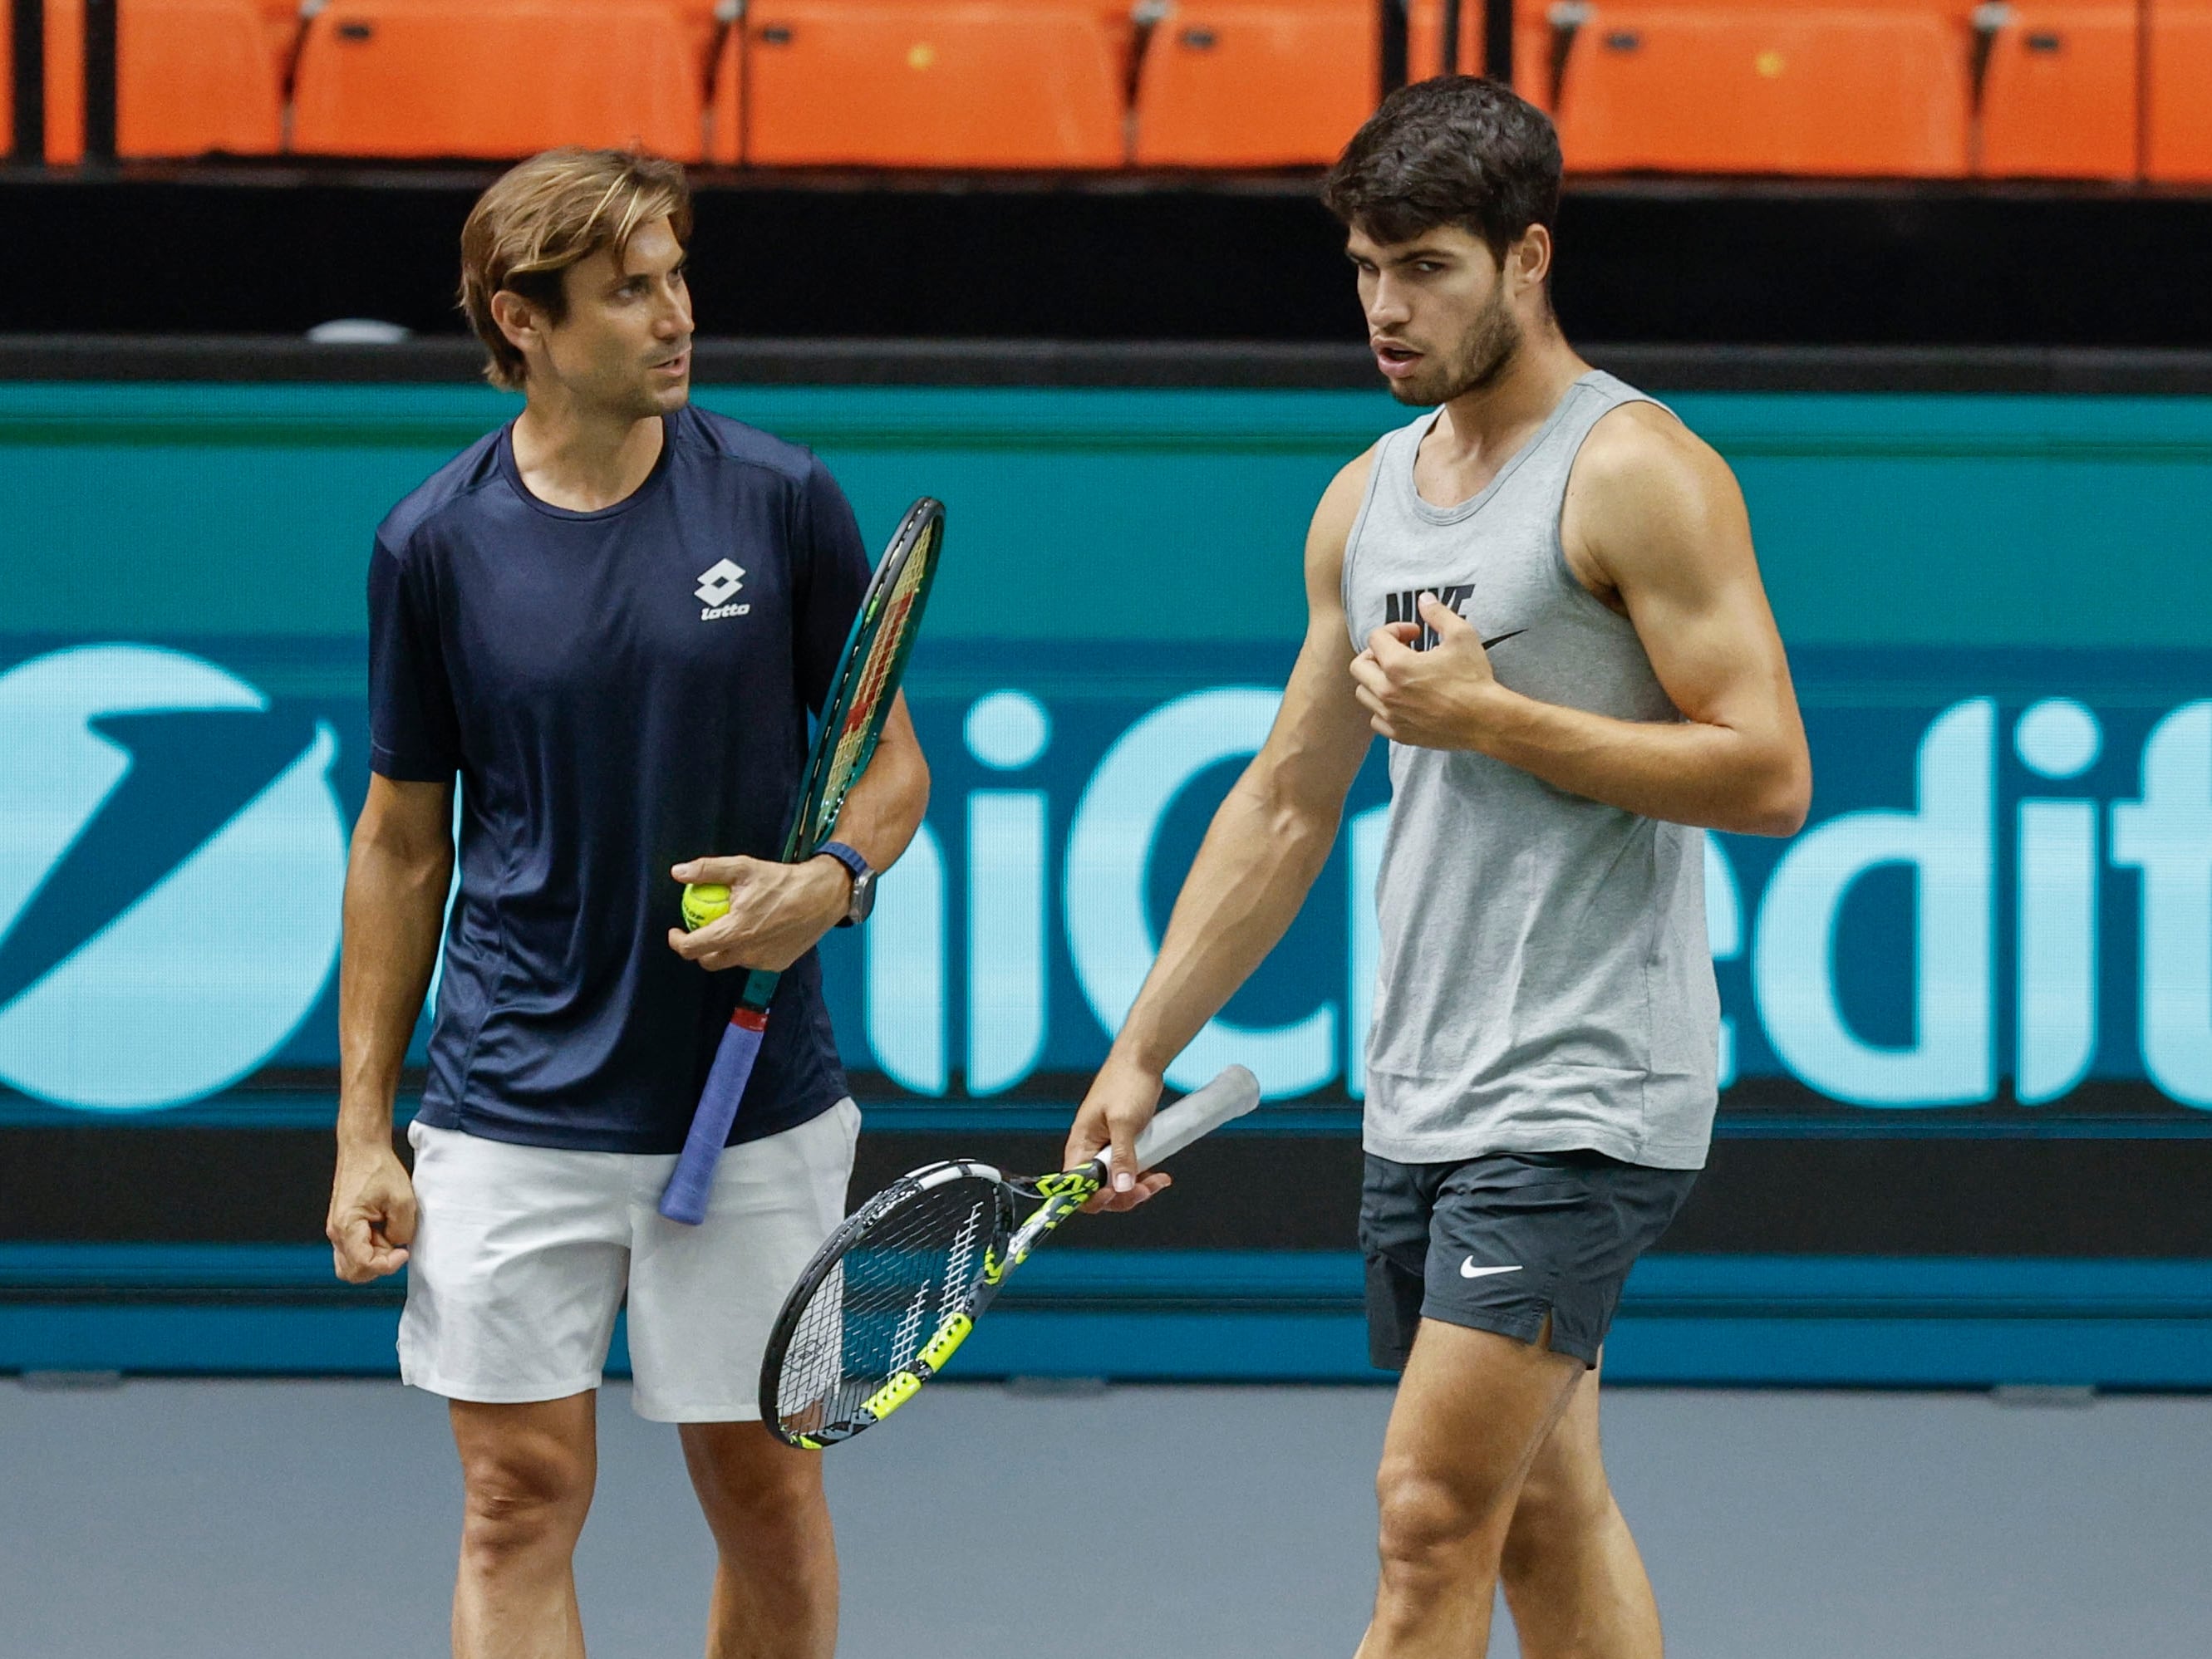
[1356,1318,1585,1659]
[679,1420,838,1659]
[450,1392,598,1659]
[1499,1354,1664,1658]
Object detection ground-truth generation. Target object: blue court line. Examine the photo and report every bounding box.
[4,1301,2209,1389]
[8,1245,2212,1315]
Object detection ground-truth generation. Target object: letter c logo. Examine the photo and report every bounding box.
[1063,688,1337,1097]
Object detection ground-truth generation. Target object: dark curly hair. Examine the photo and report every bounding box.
[1321,76,1563,264]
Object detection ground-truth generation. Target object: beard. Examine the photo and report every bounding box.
[1388,287,1524,406]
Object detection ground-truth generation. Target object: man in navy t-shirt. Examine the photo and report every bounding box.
[325,148,929,1659]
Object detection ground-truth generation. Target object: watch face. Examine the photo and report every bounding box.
[848,869,877,925]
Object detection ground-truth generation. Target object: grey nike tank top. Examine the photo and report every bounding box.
[1343,370,1718,1171]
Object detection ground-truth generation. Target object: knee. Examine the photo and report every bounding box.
[1375,1457,1507,1583]
[460,1440,593,1558]
[686,1427,826,1553]
[717,1465,823,1548]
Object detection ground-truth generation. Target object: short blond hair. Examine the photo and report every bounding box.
[459,148,694,391]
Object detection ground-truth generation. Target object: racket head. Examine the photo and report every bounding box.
[760,1158,1015,1449]
[784,496,943,859]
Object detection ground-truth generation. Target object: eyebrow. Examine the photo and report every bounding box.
[1348,244,1458,266]
[613,259,685,288]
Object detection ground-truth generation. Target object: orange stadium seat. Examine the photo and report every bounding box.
[23,0,85,164]
[743,2,1127,169]
[1407,2,1562,106]
[1402,0,1556,97]
[2146,1,2212,181]
[708,2,743,164]
[258,0,303,60]
[291,0,705,160]
[1132,0,1377,167]
[1407,0,1484,80]
[120,0,285,156]
[13,0,282,160]
[1974,2,2137,179]
[1547,2,1974,176]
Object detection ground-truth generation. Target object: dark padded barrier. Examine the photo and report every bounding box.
[3,335,2211,392]
[4,176,2212,346]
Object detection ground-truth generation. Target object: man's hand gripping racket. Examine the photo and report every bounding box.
[759,1064,1260,1448]
[659,497,943,1225]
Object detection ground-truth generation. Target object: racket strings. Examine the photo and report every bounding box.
[807,534,936,845]
[770,1173,1005,1434]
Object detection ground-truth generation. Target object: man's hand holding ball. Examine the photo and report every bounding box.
[668,856,849,974]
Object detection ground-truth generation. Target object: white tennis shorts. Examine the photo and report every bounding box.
[398,1099,859,1422]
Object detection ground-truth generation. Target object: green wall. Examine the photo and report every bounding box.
[3,383,2210,649]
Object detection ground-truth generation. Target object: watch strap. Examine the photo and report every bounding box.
[816,841,871,884]
[817,841,873,926]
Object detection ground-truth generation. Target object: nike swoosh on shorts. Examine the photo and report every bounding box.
[1459,1260,1524,1279]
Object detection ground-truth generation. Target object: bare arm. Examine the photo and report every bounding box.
[1349,403,1811,837]
[1064,454,1379,1204]
[327,773,453,1283]
[667,691,931,972]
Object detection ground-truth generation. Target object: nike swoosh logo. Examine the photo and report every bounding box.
[1459,1260,1524,1279]
[1480,630,1525,650]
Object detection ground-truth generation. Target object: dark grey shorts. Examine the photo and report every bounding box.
[1359,1149,1698,1369]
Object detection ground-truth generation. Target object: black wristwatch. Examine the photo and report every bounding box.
[816,841,876,927]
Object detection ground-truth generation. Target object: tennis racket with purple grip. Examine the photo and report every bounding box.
[659,497,943,1225]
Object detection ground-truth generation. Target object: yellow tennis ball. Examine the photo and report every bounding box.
[681,883,730,931]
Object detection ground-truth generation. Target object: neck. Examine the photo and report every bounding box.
[1433,322,1588,456]
[511,383,666,512]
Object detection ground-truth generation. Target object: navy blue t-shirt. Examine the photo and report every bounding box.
[367,405,873,1152]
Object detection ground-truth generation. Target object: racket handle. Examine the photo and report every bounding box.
[659,1011,768,1225]
[1110,1065,1261,1172]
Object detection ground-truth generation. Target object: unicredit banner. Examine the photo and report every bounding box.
[2,381,2209,1118]
[864,650,2212,1112]
[1,636,2208,1117]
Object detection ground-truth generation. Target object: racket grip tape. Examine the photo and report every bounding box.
[1112,1065,1261,1172]
[658,1010,768,1225]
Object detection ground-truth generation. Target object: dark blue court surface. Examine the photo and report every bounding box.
[1,1377,2206,1657]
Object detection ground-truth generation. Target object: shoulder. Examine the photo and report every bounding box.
[669,404,825,493]
[1566,397,1753,594]
[1305,442,1380,601]
[1569,398,1739,523]
[1310,444,1380,547]
[374,428,507,560]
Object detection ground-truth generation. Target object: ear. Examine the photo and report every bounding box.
[1509,224,1553,299]
[488,289,543,363]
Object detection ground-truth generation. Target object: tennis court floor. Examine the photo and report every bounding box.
[3,1377,2207,1657]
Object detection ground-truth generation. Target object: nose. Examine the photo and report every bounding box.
[658,284,692,339]
[1365,274,1409,331]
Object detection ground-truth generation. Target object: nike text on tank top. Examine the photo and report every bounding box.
[1342,370,1719,1171]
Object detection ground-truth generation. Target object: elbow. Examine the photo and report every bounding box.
[1253,784,1340,874]
[1738,749,1812,838]
[1236,744,1349,871]
[897,739,931,826]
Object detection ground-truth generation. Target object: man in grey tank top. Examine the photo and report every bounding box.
[1064,78,1810,1657]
